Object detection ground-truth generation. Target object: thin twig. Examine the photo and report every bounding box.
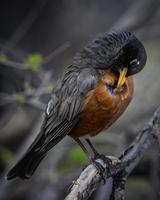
[43,41,71,64]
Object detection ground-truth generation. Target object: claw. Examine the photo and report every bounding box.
[105,155,121,165]
[92,160,106,184]
[92,154,121,183]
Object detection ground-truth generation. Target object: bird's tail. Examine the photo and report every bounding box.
[6,129,64,180]
[6,147,46,180]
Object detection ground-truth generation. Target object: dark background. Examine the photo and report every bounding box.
[0,0,160,199]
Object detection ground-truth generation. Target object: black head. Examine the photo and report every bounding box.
[73,31,147,77]
[111,34,147,77]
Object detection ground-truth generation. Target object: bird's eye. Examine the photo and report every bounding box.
[130,59,140,66]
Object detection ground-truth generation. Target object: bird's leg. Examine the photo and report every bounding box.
[74,138,105,179]
[85,138,100,158]
[74,138,92,162]
[85,138,107,162]
[74,138,119,183]
[85,138,120,164]
[85,138,121,181]
[85,138,109,182]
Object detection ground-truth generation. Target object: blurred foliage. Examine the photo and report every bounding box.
[31,97,42,105]
[15,94,26,105]
[58,146,88,175]
[26,53,43,72]
[0,54,8,62]
[0,146,13,167]
[24,81,34,95]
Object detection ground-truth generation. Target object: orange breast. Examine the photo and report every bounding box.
[69,70,134,138]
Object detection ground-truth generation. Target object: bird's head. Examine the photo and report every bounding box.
[110,34,147,89]
[73,31,147,90]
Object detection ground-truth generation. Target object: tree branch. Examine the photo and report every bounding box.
[65,106,160,200]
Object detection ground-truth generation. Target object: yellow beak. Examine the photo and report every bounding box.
[116,67,128,89]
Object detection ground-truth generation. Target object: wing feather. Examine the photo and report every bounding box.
[38,66,98,151]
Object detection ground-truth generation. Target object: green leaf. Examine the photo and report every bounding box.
[31,97,41,105]
[0,54,8,62]
[0,147,13,166]
[68,146,87,163]
[24,82,33,95]
[15,94,26,105]
[58,146,88,175]
[26,53,43,72]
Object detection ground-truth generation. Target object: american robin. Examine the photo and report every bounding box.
[7,31,147,180]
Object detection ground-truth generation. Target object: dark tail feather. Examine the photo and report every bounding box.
[6,148,46,180]
[6,128,48,180]
[6,117,79,180]
[6,128,67,180]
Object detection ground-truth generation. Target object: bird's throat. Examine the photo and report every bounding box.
[103,69,126,94]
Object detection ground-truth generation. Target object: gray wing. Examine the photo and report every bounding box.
[36,66,97,152]
[6,66,98,180]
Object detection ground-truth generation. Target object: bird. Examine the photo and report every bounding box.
[6,31,147,180]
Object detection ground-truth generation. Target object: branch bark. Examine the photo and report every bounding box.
[65,106,160,200]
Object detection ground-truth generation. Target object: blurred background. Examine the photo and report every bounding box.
[0,0,160,199]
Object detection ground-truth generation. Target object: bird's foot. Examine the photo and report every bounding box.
[92,159,106,183]
[92,154,121,183]
[95,154,121,166]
